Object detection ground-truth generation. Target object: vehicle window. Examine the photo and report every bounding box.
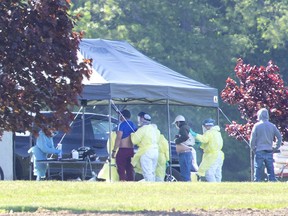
[90,119,117,140]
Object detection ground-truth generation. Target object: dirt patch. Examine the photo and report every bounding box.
[2,208,288,216]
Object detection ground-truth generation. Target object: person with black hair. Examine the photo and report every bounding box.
[112,109,137,181]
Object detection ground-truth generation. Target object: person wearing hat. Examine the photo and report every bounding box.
[112,109,137,181]
[131,113,161,181]
[190,118,224,182]
[173,115,195,181]
[134,112,169,182]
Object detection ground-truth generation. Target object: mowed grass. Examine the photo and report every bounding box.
[0,181,288,213]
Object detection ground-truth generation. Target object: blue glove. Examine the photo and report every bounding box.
[195,141,202,147]
[190,129,197,137]
[166,161,170,168]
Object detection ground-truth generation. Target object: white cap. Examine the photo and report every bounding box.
[172,115,185,124]
[143,114,151,121]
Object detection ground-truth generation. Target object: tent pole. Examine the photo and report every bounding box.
[108,99,112,182]
[81,100,87,147]
[166,100,172,177]
[217,107,220,125]
[218,107,253,181]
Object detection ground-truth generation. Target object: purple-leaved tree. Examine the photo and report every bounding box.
[0,0,92,135]
[221,58,288,142]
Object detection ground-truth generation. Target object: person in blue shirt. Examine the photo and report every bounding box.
[112,109,137,181]
[28,127,61,181]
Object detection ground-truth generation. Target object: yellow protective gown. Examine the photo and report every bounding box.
[131,124,160,175]
[97,131,119,182]
[195,125,224,177]
[156,134,169,181]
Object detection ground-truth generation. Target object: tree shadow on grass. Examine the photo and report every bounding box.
[1,207,201,215]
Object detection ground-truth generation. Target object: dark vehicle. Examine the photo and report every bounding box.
[15,112,118,180]
[15,112,182,181]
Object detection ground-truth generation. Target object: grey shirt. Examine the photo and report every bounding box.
[250,108,282,152]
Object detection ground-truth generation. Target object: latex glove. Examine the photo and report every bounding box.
[56,143,62,150]
[111,150,117,159]
[166,161,170,168]
[190,129,197,137]
[195,141,202,147]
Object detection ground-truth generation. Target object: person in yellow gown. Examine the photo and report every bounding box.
[190,119,224,182]
[131,113,161,182]
[155,134,169,181]
[97,130,119,182]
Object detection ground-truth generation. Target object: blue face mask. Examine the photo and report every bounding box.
[51,131,58,137]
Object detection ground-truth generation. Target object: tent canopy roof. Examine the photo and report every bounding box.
[79,39,218,107]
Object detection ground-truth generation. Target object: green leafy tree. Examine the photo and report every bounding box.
[0,0,91,134]
[70,0,236,89]
[222,0,288,81]
[221,58,288,142]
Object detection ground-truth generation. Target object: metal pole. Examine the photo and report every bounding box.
[108,99,112,182]
[217,107,220,125]
[82,107,85,147]
[218,107,253,181]
[166,100,172,176]
[251,149,254,181]
[81,100,87,147]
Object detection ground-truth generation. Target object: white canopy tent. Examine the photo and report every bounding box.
[78,39,219,181]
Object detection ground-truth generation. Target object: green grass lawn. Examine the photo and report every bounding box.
[0,181,287,213]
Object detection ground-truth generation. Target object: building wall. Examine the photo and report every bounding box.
[0,131,13,180]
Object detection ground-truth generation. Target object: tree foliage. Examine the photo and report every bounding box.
[221,59,288,142]
[70,0,235,89]
[0,0,91,134]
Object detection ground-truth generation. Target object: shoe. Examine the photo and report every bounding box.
[196,174,205,182]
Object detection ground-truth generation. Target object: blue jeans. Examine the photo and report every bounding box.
[178,151,192,181]
[254,150,276,182]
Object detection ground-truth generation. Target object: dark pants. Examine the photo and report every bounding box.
[116,148,135,181]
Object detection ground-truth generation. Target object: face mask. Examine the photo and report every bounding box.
[175,122,179,129]
[202,125,207,134]
[137,116,143,126]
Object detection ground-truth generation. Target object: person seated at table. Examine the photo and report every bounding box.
[28,127,61,181]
